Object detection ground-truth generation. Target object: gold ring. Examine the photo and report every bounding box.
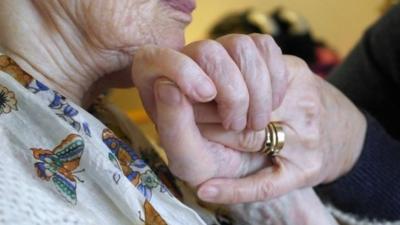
[259,122,285,157]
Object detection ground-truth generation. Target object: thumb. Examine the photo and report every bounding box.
[197,159,296,204]
[154,78,213,186]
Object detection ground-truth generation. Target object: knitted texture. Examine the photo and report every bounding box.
[0,155,91,225]
[317,113,400,220]
[327,204,399,225]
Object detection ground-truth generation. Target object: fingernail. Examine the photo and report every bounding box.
[230,116,247,131]
[198,186,219,201]
[195,80,216,101]
[156,80,182,105]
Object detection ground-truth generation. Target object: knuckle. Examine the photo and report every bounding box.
[300,96,320,117]
[252,34,282,55]
[284,55,308,73]
[235,90,249,104]
[185,40,226,74]
[280,66,289,83]
[188,40,223,56]
[302,130,321,150]
[251,112,269,130]
[232,34,254,45]
[223,91,249,109]
[264,35,282,53]
[219,34,254,51]
[272,62,287,80]
[184,40,225,63]
[230,186,245,203]
[249,32,265,39]
[302,158,323,185]
[258,34,274,44]
[238,130,263,150]
[304,131,321,149]
[302,131,320,150]
[256,180,275,200]
[132,45,156,64]
[297,97,322,149]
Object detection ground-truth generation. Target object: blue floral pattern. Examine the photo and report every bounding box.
[1,54,234,225]
[28,80,91,137]
[102,128,166,200]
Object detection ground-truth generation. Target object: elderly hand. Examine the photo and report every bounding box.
[190,55,367,204]
[132,34,289,189]
[150,51,367,204]
[132,34,288,131]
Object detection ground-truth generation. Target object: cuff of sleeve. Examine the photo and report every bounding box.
[316,111,400,220]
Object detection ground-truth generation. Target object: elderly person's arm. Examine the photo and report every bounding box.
[316,5,400,221]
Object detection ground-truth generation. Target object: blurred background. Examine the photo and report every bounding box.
[107,0,396,139]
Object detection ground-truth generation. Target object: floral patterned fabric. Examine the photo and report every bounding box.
[0,85,18,114]
[0,54,233,225]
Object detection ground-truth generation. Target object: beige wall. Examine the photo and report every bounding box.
[186,0,383,56]
[110,0,384,112]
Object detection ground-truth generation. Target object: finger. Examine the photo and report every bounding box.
[193,102,222,123]
[181,40,249,131]
[250,33,288,109]
[154,78,215,186]
[217,34,272,131]
[199,119,296,164]
[132,45,217,121]
[198,124,265,152]
[197,158,296,204]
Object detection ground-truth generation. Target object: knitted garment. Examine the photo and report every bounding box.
[0,54,218,225]
[327,205,400,225]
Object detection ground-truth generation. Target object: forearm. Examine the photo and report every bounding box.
[319,77,367,184]
[317,112,400,220]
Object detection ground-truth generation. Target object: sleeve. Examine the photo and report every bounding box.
[317,112,400,221]
[317,5,400,221]
[327,5,400,140]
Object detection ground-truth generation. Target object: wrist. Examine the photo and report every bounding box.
[320,79,367,184]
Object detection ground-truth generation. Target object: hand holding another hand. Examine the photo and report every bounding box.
[132,33,288,131]
[132,34,367,206]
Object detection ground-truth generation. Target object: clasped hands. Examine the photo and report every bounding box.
[131,34,366,223]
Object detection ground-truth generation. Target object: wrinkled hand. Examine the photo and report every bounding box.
[191,56,367,204]
[152,55,366,204]
[131,34,289,188]
[132,34,288,131]
[133,34,366,205]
